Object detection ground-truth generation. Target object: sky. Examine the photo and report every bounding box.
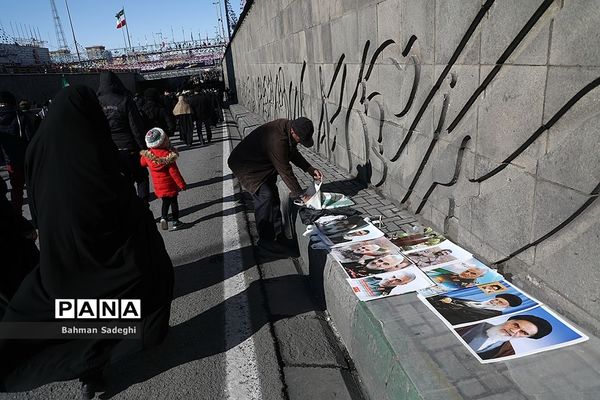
[1,0,242,51]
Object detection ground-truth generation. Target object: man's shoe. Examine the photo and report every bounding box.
[276,236,300,258]
[160,218,168,230]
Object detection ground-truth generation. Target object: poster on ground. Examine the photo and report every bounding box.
[404,240,472,269]
[452,305,588,363]
[330,237,414,279]
[419,280,541,327]
[315,215,383,247]
[347,266,433,301]
[417,258,504,297]
[390,228,446,252]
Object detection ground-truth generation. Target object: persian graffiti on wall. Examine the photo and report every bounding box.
[230,0,600,276]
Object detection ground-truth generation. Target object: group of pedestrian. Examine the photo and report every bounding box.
[0,76,188,397]
[0,65,324,397]
[171,88,221,147]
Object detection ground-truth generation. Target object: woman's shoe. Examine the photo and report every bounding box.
[170,220,183,231]
[160,218,168,230]
[79,370,104,400]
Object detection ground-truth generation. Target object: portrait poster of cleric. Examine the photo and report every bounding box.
[419,280,541,327]
[347,267,433,301]
[314,215,383,247]
[417,258,504,297]
[453,306,588,363]
[404,239,473,269]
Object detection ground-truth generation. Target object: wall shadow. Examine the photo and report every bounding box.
[320,177,368,197]
[178,193,241,219]
[100,274,317,398]
[185,174,234,190]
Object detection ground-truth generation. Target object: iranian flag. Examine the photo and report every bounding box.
[115,9,126,29]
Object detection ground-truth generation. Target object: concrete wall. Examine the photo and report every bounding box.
[0,72,138,105]
[225,0,600,334]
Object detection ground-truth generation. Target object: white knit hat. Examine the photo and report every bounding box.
[145,127,166,148]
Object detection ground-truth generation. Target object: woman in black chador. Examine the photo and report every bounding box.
[0,86,174,398]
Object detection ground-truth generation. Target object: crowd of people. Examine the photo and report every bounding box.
[0,71,226,398]
[0,66,321,398]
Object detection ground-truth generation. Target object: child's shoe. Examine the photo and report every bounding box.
[170,220,183,231]
[160,218,168,230]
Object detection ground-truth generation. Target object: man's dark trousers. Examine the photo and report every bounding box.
[251,174,282,241]
[196,119,212,144]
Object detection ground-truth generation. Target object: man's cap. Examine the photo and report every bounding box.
[508,314,552,339]
[0,91,16,107]
[495,293,522,307]
[291,117,314,147]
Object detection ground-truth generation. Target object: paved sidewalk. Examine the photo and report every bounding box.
[230,104,600,400]
[225,109,366,400]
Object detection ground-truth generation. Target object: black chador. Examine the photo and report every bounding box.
[0,86,174,391]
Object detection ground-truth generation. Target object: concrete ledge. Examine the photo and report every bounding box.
[228,104,600,400]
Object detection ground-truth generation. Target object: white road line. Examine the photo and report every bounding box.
[222,124,263,400]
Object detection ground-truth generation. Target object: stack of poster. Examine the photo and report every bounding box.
[314,215,384,247]
[313,217,588,363]
[401,239,504,297]
[390,227,447,251]
[315,217,434,301]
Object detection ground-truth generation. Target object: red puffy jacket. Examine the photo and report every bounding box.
[140,148,186,197]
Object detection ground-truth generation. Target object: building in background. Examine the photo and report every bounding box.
[0,42,51,67]
[85,45,106,60]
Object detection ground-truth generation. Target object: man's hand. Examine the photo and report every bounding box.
[312,168,323,181]
[301,194,312,203]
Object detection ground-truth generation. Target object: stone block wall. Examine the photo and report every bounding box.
[225,0,600,334]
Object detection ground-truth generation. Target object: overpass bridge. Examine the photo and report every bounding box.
[140,65,213,80]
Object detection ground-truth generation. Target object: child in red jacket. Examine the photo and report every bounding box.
[141,127,187,230]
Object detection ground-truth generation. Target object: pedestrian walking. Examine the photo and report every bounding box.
[0,86,173,398]
[188,91,213,145]
[227,117,323,254]
[0,91,34,215]
[140,127,187,231]
[97,71,150,203]
[141,88,176,137]
[172,94,194,146]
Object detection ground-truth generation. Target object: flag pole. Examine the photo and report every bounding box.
[121,24,128,50]
[64,0,81,62]
[123,7,133,50]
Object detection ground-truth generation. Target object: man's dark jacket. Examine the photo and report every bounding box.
[0,106,32,166]
[189,93,214,121]
[227,119,313,197]
[141,88,175,136]
[97,71,146,150]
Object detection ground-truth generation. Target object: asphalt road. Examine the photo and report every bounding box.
[0,120,285,399]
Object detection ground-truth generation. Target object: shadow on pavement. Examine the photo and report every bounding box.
[320,177,367,197]
[183,204,246,227]
[172,246,289,298]
[185,174,234,190]
[101,274,317,398]
[177,193,241,219]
